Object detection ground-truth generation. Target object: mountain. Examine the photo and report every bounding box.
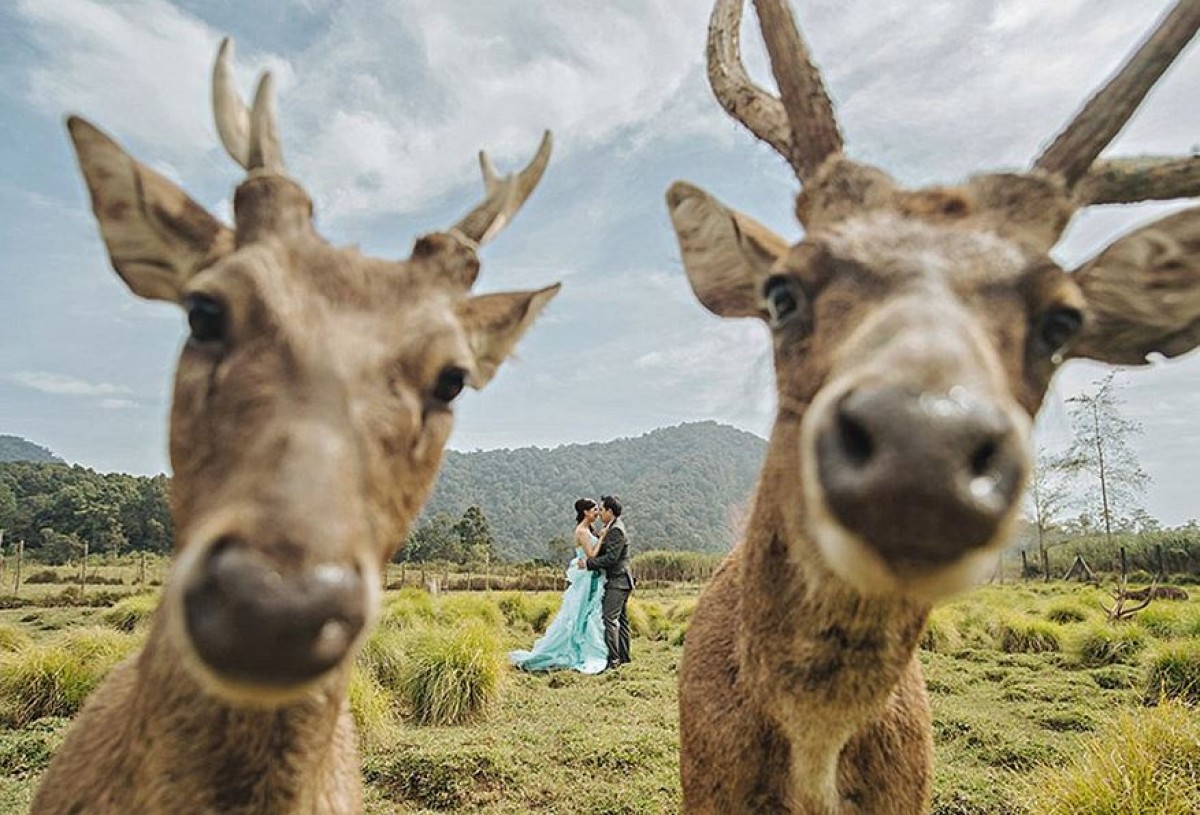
[422,421,767,560]
[0,436,63,465]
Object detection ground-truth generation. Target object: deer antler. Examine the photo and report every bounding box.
[707,0,843,181]
[1076,155,1200,205]
[212,38,285,174]
[450,130,553,247]
[1034,0,1200,189]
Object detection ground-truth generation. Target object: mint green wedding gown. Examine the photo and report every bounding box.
[509,535,609,674]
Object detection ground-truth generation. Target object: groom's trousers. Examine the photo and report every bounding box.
[601,583,632,666]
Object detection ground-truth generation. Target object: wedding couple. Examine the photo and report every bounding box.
[509,495,633,674]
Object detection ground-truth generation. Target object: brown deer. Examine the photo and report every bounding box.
[32,40,558,815]
[667,1,1200,812]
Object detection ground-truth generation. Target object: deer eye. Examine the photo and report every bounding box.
[184,294,228,345]
[1033,307,1083,358]
[763,276,808,329]
[431,366,468,404]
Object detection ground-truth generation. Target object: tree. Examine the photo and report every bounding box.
[455,506,495,568]
[1024,449,1074,579]
[546,535,572,565]
[1062,373,1151,549]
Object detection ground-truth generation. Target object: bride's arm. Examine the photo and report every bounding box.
[575,525,600,558]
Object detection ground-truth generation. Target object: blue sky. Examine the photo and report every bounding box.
[2,0,1198,525]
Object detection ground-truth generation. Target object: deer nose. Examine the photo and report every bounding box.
[814,385,1025,569]
[182,539,366,688]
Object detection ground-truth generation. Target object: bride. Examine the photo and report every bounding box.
[509,498,609,674]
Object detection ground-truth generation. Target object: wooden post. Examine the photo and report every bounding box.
[1020,549,1029,580]
[139,551,147,586]
[13,540,22,596]
[1119,546,1128,581]
[1041,548,1050,583]
[80,541,89,597]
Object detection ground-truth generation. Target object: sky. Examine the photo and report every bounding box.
[1,0,1197,526]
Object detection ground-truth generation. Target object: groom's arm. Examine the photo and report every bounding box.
[586,527,625,572]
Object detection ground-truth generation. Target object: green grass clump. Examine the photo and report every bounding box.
[495,592,558,633]
[0,625,31,654]
[400,621,504,726]
[993,616,1062,654]
[628,598,668,640]
[357,627,409,691]
[1136,606,1185,639]
[0,627,139,727]
[348,668,397,747]
[1073,623,1147,667]
[378,588,436,629]
[1018,698,1200,815]
[435,594,503,628]
[1143,641,1200,704]
[920,610,963,653]
[101,593,159,632]
[1045,603,1089,624]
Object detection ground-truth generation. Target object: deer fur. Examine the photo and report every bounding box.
[32,40,558,815]
[670,1,1200,813]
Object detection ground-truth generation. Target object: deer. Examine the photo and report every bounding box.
[666,1,1200,812]
[32,39,558,815]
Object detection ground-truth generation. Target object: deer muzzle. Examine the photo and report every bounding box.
[181,536,368,690]
[811,382,1026,578]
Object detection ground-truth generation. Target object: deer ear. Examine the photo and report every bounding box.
[457,283,561,388]
[666,181,788,319]
[67,117,234,303]
[1068,207,1200,365]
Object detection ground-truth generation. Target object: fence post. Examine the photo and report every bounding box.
[139,551,147,586]
[13,540,22,596]
[1119,546,1128,581]
[80,541,89,597]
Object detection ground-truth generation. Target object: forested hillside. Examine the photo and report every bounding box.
[0,422,764,563]
[421,421,766,560]
[0,436,62,464]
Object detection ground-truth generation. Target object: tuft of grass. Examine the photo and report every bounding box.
[435,594,503,629]
[0,625,31,654]
[0,627,139,727]
[348,668,397,747]
[993,616,1062,654]
[357,627,409,691]
[628,598,668,641]
[365,748,512,810]
[1143,641,1200,705]
[1018,698,1200,815]
[378,588,436,630]
[1072,623,1147,667]
[1136,606,1185,639]
[1045,603,1089,624]
[101,593,159,632]
[400,621,504,726]
[920,610,963,653]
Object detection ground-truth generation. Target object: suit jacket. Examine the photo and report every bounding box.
[587,519,633,590]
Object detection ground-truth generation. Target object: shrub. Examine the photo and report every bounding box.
[1018,698,1200,815]
[1045,603,1088,624]
[0,627,139,726]
[24,569,64,585]
[401,621,504,726]
[1143,641,1200,704]
[1073,623,1147,667]
[993,617,1062,654]
[102,593,159,632]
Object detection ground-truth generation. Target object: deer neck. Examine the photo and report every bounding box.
[739,412,930,766]
[131,614,355,811]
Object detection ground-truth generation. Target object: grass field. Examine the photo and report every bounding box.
[0,581,1195,813]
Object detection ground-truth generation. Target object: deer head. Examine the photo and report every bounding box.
[66,40,559,703]
[668,0,1200,600]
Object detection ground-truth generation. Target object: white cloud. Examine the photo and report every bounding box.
[7,371,132,397]
[99,398,138,410]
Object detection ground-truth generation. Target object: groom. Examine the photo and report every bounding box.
[582,495,633,670]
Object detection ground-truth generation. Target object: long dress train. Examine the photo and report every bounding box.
[509,540,608,674]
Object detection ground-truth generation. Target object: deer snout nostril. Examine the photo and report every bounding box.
[969,438,999,478]
[835,403,875,468]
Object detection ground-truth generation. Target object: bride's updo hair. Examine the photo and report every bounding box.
[574,498,597,523]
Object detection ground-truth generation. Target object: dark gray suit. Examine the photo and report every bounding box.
[586,519,633,667]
